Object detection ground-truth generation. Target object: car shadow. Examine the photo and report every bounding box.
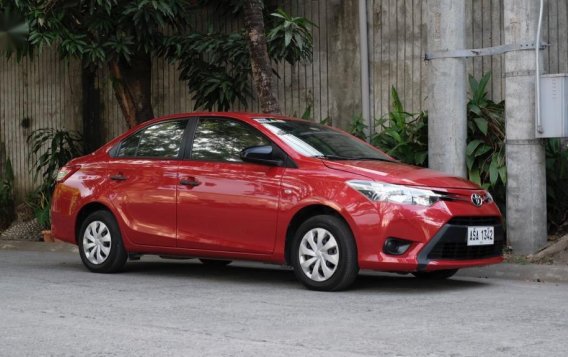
[353,272,488,293]
[115,259,489,293]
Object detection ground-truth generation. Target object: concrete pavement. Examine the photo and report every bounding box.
[0,248,567,356]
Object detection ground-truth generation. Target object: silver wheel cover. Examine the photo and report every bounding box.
[83,221,112,265]
[298,228,339,282]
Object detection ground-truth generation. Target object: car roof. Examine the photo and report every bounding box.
[152,111,295,123]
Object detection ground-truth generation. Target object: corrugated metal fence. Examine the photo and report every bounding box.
[1,0,568,201]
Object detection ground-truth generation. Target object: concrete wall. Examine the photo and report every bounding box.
[0,48,82,202]
[2,0,568,200]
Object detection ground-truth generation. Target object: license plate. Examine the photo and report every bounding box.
[467,226,494,246]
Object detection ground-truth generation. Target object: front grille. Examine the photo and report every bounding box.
[427,239,505,260]
[448,216,501,226]
[422,217,506,261]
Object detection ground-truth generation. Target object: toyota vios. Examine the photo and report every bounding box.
[52,113,504,291]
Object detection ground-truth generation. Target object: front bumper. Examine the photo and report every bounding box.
[417,216,505,271]
[355,188,505,273]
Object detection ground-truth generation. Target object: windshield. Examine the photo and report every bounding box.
[257,119,392,161]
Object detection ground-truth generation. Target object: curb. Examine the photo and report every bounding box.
[0,240,78,253]
[457,263,568,284]
[1,240,567,284]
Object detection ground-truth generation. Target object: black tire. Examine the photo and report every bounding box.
[199,259,232,267]
[412,269,458,280]
[291,215,359,291]
[78,210,128,273]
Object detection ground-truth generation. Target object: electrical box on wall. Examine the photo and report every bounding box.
[538,74,568,138]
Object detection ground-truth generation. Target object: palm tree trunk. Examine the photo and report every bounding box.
[242,0,281,114]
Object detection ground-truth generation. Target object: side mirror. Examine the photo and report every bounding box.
[240,145,284,167]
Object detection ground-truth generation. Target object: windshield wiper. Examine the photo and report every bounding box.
[314,155,394,162]
[347,156,395,162]
[313,154,352,160]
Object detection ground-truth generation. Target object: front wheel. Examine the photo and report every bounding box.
[78,210,127,273]
[291,215,359,291]
[412,269,458,280]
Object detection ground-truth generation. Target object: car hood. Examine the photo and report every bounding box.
[323,160,479,189]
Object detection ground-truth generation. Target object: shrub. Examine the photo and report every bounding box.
[0,158,15,229]
[350,73,568,232]
[371,86,428,167]
[466,72,506,206]
[349,114,368,141]
[545,139,568,232]
[27,128,83,229]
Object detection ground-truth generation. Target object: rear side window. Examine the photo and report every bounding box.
[116,120,187,158]
[191,118,270,162]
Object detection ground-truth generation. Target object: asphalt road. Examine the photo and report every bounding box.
[1,250,567,357]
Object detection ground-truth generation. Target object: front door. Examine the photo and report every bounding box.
[177,117,283,254]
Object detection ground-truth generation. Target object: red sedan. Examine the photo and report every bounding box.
[52,112,504,291]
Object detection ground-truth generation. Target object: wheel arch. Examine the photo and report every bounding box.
[75,202,114,244]
[284,204,357,265]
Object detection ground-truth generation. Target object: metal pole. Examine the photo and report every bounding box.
[358,0,371,140]
[504,0,547,254]
[426,0,467,177]
[535,0,544,134]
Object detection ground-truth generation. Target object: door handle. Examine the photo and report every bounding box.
[110,174,128,181]
[180,178,201,187]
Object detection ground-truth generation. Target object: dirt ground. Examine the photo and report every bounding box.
[506,224,568,265]
[546,231,568,264]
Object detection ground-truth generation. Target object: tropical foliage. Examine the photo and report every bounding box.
[161,5,314,112]
[27,128,83,229]
[6,0,194,126]
[0,2,29,59]
[350,73,568,231]
[0,158,15,229]
[465,73,506,203]
[3,1,315,124]
[372,87,428,167]
[267,8,314,65]
[545,139,568,232]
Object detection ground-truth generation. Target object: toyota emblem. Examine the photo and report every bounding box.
[471,193,483,207]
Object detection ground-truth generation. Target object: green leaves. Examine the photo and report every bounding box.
[161,7,315,112]
[348,72,567,233]
[368,87,429,167]
[0,158,15,229]
[0,158,14,204]
[267,8,315,65]
[27,128,83,191]
[466,72,506,206]
[163,30,252,111]
[544,139,568,232]
[7,1,316,114]
[0,4,30,59]
[8,0,192,65]
[24,128,81,230]
[473,117,488,135]
[349,114,368,141]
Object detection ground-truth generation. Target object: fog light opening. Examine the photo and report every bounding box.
[383,238,412,255]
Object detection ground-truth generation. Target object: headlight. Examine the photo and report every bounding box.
[347,180,441,207]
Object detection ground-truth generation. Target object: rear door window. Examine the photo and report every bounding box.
[116,120,188,159]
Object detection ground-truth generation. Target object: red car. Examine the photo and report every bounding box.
[52,112,504,291]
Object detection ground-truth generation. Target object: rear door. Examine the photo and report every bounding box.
[107,119,188,247]
[177,117,283,254]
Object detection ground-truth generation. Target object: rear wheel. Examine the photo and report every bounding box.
[78,211,127,273]
[291,215,358,291]
[412,269,458,280]
[199,259,232,267]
